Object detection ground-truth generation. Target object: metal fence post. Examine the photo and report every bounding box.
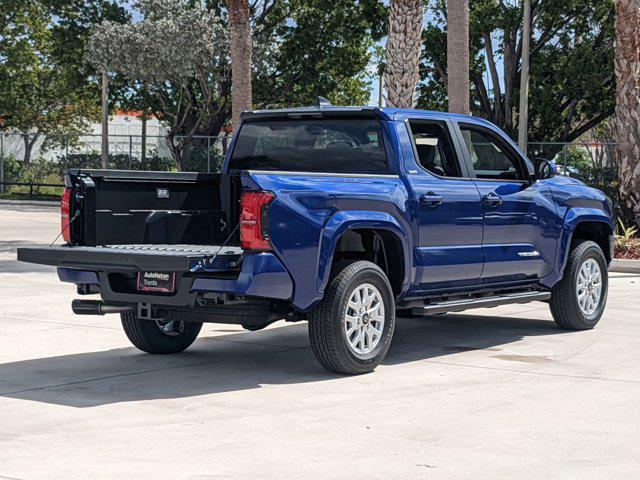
[0,132,4,195]
[65,136,69,166]
[207,136,211,173]
[129,135,133,170]
[562,144,567,171]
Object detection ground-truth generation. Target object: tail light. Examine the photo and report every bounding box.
[61,187,72,243]
[240,191,275,250]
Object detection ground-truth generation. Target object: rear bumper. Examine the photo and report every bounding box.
[191,253,292,299]
[57,252,293,303]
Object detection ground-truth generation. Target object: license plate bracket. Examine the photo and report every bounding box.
[137,272,176,293]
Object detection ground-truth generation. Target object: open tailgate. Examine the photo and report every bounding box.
[17,245,243,273]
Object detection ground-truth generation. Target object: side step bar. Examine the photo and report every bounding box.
[410,291,551,316]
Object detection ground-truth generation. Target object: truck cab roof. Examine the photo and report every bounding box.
[241,105,498,130]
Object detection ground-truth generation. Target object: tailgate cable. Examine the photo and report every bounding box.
[203,222,241,266]
[49,209,81,247]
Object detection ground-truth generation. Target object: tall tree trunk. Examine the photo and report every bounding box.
[615,0,640,225]
[21,133,38,165]
[166,132,187,172]
[384,0,424,108]
[101,70,109,169]
[226,0,253,129]
[141,115,147,164]
[482,32,503,124]
[447,0,470,114]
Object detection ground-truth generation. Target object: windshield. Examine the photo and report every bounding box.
[228,118,388,174]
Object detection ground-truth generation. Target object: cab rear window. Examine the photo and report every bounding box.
[228,119,388,174]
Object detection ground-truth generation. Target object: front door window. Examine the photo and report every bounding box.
[459,125,525,181]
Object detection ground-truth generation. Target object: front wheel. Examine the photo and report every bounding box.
[309,260,396,375]
[121,311,202,354]
[550,240,608,330]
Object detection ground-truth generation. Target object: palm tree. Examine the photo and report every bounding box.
[446,0,470,115]
[226,0,252,128]
[615,0,640,225]
[384,0,424,108]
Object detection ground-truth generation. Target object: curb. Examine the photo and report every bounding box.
[610,259,640,274]
[0,199,58,207]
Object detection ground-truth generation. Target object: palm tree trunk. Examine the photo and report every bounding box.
[226,0,253,129]
[615,0,640,225]
[383,0,424,108]
[446,0,470,115]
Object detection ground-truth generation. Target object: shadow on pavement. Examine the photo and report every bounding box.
[0,240,57,254]
[0,241,60,273]
[0,313,560,408]
[0,259,56,274]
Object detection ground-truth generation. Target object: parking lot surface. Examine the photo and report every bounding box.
[0,204,639,479]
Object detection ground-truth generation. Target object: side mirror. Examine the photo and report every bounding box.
[533,158,557,180]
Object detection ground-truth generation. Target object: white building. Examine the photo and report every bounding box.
[2,111,173,161]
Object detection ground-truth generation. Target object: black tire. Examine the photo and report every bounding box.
[121,311,202,354]
[309,260,395,375]
[550,240,608,330]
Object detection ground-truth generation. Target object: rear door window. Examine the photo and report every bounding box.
[408,121,462,177]
[229,119,388,174]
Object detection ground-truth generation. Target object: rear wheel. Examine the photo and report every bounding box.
[121,311,202,354]
[309,260,395,375]
[550,240,608,330]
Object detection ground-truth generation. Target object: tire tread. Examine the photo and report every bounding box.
[550,240,607,330]
[309,260,394,375]
[121,311,202,354]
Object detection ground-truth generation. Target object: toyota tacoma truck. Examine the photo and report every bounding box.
[18,105,614,375]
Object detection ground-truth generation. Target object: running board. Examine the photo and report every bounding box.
[410,291,551,316]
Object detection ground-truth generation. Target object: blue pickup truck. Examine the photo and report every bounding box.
[18,105,614,374]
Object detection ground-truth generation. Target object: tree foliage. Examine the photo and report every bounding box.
[90,0,231,169]
[254,0,386,107]
[0,0,129,163]
[89,0,386,169]
[418,0,615,154]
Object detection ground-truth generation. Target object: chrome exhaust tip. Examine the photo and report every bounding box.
[71,299,135,315]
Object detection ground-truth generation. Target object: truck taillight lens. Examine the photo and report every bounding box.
[240,191,275,251]
[61,187,72,243]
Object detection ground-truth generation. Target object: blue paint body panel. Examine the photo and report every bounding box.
[191,253,293,300]
[245,171,413,310]
[58,268,100,285]
[472,180,560,281]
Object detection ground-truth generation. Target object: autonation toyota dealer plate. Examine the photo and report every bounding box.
[137,271,176,293]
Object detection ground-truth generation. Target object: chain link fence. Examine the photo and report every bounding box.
[0,132,230,199]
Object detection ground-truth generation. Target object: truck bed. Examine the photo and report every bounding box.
[62,169,242,247]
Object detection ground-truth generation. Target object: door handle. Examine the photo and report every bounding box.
[419,192,443,207]
[482,192,503,206]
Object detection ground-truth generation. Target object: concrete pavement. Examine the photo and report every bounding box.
[0,204,639,479]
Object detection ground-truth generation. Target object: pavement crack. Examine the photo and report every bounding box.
[422,358,640,384]
[210,336,309,349]
[0,315,121,330]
